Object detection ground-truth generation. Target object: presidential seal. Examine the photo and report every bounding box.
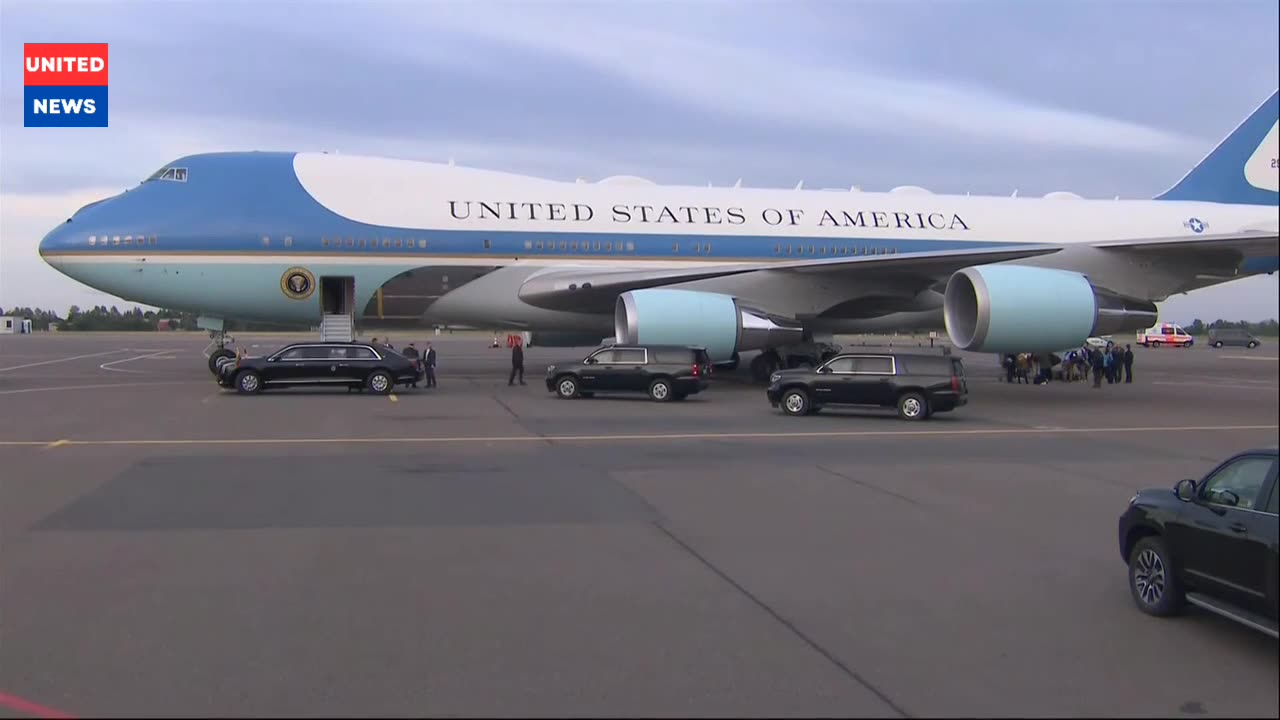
[280,267,315,300]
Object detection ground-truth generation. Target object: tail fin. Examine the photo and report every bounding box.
[1155,89,1278,205]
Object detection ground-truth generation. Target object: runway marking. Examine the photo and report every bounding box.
[0,380,205,396]
[0,690,75,719]
[0,424,1274,448]
[45,439,70,449]
[100,350,176,373]
[389,394,399,403]
[0,349,128,372]
[1220,355,1278,361]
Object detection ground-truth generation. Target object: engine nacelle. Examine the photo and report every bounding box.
[615,289,804,362]
[944,264,1158,353]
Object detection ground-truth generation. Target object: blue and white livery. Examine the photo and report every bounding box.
[38,90,1279,380]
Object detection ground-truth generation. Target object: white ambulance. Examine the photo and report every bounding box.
[1136,323,1195,348]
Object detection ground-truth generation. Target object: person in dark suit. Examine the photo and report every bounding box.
[1123,344,1134,383]
[508,340,525,385]
[423,342,437,388]
[402,343,420,388]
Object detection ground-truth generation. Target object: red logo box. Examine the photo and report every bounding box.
[24,43,109,86]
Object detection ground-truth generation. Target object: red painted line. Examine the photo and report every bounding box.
[0,691,75,719]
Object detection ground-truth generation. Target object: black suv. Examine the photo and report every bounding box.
[546,344,712,401]
[766,352,967,420]
[1118,447,1278,638]
[218,342,422,395]
[1207,328,1262,349]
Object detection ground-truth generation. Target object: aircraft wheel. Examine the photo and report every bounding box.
[209,348,235,375]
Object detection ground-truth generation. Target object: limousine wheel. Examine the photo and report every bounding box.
[235,370,262,394]
[648,378,673,402]
[367,370,393,395]
[781,389,809,416]
[897,392,928,421]
[556,376,580,399]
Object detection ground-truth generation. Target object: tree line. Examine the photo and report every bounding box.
[0,305,307,332]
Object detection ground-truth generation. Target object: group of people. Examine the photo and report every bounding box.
[367,336,528,388]
[369,337,437,388]
[1002,343,1135,388]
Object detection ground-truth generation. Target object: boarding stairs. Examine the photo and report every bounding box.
[320,313,354,343]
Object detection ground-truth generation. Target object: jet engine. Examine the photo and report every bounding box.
[943,264,1158,353]
[615,289,804,362]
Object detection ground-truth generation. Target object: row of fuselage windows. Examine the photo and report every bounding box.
[80,234,901,257]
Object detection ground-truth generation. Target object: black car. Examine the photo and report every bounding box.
[218,342,423,395]
[546,344,712,401]
[1207,328,1262,349]
[766,352,967,420]
[1118,447,1278,638]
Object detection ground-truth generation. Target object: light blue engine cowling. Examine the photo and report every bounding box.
[615,289,804,362]
[943,264,1158,353]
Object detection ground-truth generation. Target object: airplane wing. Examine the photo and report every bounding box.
[1091,229,1278,256]
[517,244,1061,313]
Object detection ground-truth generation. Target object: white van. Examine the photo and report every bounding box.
[1136,323,1194,348]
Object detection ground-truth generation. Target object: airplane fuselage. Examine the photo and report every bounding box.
[37,151,1279,338]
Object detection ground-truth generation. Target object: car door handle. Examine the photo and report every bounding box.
[1229,522,1247,534]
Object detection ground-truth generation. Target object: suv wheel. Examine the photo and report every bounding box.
[1128,536,1182,617]
[1247,341,1257,349]
[1213,341,1223,348]
[780,389,809,416]
[897,392,928,421]
[555,375,580,399]
[648,378,673,402]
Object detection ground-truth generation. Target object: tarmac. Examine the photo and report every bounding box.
[1,332,1278,718]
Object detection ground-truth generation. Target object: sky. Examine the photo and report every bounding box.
[0,0,1277,324]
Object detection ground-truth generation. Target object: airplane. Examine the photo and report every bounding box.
[37,89,1279,382]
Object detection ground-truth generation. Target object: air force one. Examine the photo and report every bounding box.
[38,90,1280,380]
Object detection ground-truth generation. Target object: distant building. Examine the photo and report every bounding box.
[1,316,34,334]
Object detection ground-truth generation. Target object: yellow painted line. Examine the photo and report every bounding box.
[0,424,1275,448]
[45,439,70,449]
[376,287,384,319]
[389,394,399,403]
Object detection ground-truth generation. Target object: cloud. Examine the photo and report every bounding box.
[404,3,1207,156]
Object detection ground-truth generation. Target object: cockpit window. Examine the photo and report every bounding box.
[145,166,188,183]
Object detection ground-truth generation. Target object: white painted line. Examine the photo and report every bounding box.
[0,424,1274,448]
[1153,381,1279,390]
[0,381,205,396]
[99,350,175,373]
[1220,355,1278,361]
[0,349,129,372]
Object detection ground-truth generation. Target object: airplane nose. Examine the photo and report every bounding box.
[38,221,73,267]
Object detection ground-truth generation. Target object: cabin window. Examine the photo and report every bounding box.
[536,240,544,250]
[672,242,679,253]
[605,242,613,252]
[626,241,635,252]
[524,240,533,250]
[284,236,293,248]
[88,236,97,246]
[381,238,391,248]
[262,236,270,247]
[704,243,711,254]
[418,239,428,249]
[483,239,491,250]
[593,241,601,251]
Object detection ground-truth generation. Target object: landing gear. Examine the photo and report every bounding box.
[750,351,781,382]
[748,341,841,383]
[203,329,238,375]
